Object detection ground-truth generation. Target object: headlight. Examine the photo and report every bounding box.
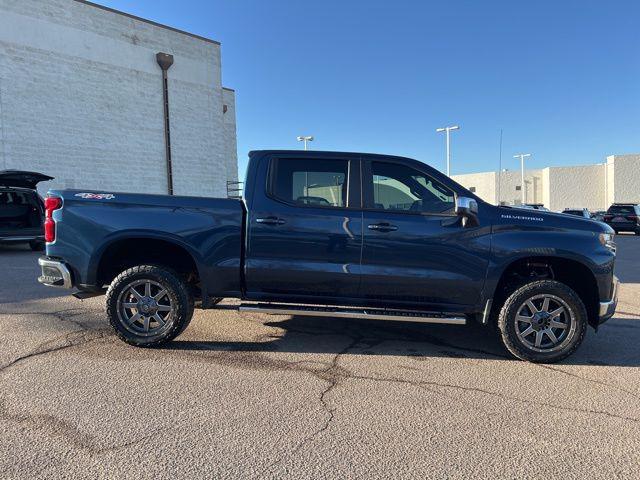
[599,233,616,253]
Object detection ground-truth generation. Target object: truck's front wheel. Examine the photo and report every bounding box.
[497,280,587,363]
[106,265,194,347]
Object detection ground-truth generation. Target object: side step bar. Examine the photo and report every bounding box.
[238,303,466,325]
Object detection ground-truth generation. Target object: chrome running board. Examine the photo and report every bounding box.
[238,303,466,325]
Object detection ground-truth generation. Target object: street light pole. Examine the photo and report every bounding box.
[436,125,460,177]
[297,135,314,151]
[513,153,531,204]
[297,136,314,195]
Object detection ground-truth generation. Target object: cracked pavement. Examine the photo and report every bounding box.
[1,237,639,479]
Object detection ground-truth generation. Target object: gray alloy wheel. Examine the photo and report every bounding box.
[498,280,587,363]
[513,294,577,353]
[106,265,194,347]
[116,279,175,337]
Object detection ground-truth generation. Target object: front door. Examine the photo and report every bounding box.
[360,158,489,311]
[245,154,363,302]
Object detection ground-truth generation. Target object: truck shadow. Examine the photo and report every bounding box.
[0,244,69,303]
[169,312,640,367]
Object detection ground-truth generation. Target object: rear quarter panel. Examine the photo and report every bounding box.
[46,190,244,295]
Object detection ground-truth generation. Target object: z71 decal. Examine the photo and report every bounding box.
[74,193,116,200]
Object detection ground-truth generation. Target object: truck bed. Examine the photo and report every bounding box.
[46,189,245,296]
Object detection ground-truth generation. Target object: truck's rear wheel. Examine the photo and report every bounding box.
[106,265,194,347]
[497,280,587,363]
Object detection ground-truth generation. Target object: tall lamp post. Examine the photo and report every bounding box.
[436,125,460,177]
[297,135,314,150]
[513,153,531,204]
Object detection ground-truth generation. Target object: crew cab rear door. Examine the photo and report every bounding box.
[360,157,489,311]
[244,153,363,301]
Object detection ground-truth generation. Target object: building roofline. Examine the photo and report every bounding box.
[73,0,221,45]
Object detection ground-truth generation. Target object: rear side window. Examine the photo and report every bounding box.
[271,158,348,208]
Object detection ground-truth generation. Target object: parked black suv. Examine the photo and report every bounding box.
[603,203,640,234]
[0,170,53,250]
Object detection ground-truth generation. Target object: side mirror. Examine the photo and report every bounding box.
[455,197,479,227]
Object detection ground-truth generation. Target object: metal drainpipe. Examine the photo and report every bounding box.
[156,52,174,195]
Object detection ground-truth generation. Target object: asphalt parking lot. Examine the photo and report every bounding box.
[1,237,639,479]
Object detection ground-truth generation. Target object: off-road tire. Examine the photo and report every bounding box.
[498,280,587,363]
[106,265,194,347]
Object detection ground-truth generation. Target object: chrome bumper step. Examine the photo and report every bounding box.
[238,303,466,325]
[38,257,73,289]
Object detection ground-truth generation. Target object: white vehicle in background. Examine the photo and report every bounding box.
[563,208,592,219]
[517,203,550,212]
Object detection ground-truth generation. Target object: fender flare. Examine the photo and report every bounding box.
[87,230,204,286]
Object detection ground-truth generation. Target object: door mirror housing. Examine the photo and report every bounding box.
[455,197,479,227]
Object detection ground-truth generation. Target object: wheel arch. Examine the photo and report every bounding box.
[91,232,202,290]
[488,255,600,328]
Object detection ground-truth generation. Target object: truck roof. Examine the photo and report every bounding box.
[246,149,484,205]
[249,149,417,160]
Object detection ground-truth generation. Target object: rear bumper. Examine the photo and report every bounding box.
[598,275,619,324]
[608,222,639,232]
[38,256,73,289]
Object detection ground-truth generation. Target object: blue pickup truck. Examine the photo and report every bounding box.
[38,150,618,363]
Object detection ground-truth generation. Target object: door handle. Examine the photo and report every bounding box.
[368,222,398,232]
[256,216,286,226]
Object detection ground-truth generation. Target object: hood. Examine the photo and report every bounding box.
[498,205,613,234]
[0,170,54,189]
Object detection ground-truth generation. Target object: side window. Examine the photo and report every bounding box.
[370,162,455,214]
[271,158,348,208]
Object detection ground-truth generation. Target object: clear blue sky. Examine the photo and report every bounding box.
[102,0,639,178]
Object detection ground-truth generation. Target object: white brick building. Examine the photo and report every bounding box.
[453,154,640,212]
[0,0,237,197]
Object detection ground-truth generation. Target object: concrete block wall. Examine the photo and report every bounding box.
[451,172,497,204]
[453,170,544,206]
[544,164,606,211]
[222,87,239,187]
[610,154,640,205]
[0,0,237,198]
[606,157,615,207]
[454,155,640,211]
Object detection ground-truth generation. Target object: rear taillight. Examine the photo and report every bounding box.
[603,215,613,221]
[627,215,638,222]
[44,196,62,243]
